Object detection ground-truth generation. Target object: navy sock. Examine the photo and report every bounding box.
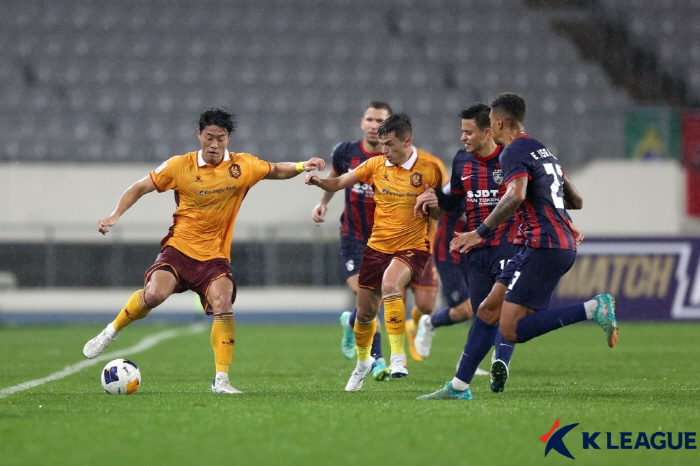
[370,330,383,360]
[455,316,498,384]
[430,306,455,328]
[515,304,587,343]
[348,308,357,329]
[494,328,515,366]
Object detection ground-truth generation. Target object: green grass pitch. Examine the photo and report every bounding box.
[1,320,698,466]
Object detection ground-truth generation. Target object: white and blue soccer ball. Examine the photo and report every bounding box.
[101,358,141,395]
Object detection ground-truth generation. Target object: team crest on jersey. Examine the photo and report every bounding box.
[410,173,423,188]
[493,169,504,185]
[229,164,242,179]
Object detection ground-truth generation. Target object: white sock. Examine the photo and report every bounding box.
[451,377,469,391]
[583,299,597,320]
[216,372,229,381]
[390,354,405,366]
[105,323,119,338]
[356,359,372,371]
[425,317,435,331]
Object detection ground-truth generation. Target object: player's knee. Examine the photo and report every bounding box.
[143,286,169,307]
[476,301,500,325]
[380,281,401,297]
[209,295,232,315]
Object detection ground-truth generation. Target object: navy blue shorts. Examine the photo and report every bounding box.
[504,246,577,311]
[435,256,470,308]
[339,236,367,280]
[465,243,517,312]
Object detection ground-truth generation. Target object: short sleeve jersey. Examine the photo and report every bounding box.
[416,148,449,254]
[353,148,443,254]
[331,141,382,241]
[149,150,271,261]
[499,135,576,250]
[450,145,518,247]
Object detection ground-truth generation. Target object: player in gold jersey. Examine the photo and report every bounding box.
[306,115,443,390]
[83,107,325,394]
[404,145,449,362]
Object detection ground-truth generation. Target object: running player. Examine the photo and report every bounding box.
[306,115,444,390]
[311,101,392,381]
[83,107,325,394]
[413,103,518,387]
[402,122,449,362]
[418,93,616,401]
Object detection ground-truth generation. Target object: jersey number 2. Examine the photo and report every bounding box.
[543,163,564,209]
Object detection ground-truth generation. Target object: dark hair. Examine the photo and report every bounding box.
[198,107,236,134]
[394,113,411,126]
[490,93,526,124]
[366,101,393,116]
[459,103,491,130]
[378,114,413,140]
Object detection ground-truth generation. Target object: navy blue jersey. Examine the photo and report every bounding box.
[331,141,382,241]
[450,145,518,247]
[434,210,467,264]
[500,135,576,250]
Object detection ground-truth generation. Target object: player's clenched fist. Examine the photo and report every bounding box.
[305,172,321,185]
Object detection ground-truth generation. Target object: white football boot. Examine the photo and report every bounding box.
[211,374,243,394]
[83,327,117,359]
[389,354,408,378]
[345,357,375,391]
[414,314,436,358]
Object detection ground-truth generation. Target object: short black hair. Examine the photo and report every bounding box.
[459,103,491,130]
[198,107,236,134]
[366,101,393,116]
[490,93,526,124]
[394,113,411,126]
[378,115,412,140]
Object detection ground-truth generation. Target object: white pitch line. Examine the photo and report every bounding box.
[0,323,207,399]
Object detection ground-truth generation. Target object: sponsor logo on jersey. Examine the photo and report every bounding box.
[410,173,423,187]
[199,186,237,196]
[229,164,242,179]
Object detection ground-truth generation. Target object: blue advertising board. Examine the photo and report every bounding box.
[551,239,700,320]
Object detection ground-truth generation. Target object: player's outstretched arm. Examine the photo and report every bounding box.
[98,176,157,235]
[562,174,583,210]
[450,176,527,253]
[306,170,359,193]
[312,168,340,226]
[266,158,326,180]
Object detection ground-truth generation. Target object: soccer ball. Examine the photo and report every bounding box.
[101,358,141,395]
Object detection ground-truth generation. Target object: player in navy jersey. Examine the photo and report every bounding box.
[311,101,393,381]
[412,103,519,393]
[419,93,616,401]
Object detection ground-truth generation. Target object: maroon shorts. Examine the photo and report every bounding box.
[144,246,236,315]
[409,255,439,291]
[358,246,431,290]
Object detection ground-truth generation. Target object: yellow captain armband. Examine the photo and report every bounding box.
[295,161,306,173]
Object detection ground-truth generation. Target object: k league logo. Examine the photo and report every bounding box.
[541,418,578,459]
[539,418,697,459]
